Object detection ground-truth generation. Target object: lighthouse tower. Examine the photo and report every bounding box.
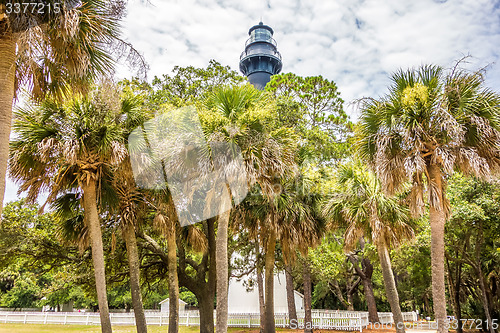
[239,22,282,90]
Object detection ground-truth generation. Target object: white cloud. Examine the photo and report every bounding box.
[6,0,500,202]
[118,0,500,108]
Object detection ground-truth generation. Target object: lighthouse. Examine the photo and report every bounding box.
[239,22,282,90]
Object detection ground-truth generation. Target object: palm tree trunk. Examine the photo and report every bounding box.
[303,259,313,333]
[427,164,448,333]
[256,242,265,333]
[285,264,297,326]
[215,208,230,333]
[0,33,17,218]
[377,238,405,333]
[257,269,265,332]
[166,220,179,333]
[264,229,276,333]
[81,178,112,333]
[123,223,148,333]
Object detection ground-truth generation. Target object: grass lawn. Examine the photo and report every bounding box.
[1,325,431,333]
[0,324,304,333]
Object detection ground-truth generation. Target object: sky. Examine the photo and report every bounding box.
[4,0,500,203]
[120,0,500,105]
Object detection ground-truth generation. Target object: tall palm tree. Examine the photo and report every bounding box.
[9,85,133,333]
[112,93,153,333]
[0,0,145,217]
[232,177,317,333]
[149,194,181,333]
[205,84,297,333]
[206,84,262,333]
[323,162,414,333]
[114,161,149,333]
[357,64,500,333]
[278,169,325,333]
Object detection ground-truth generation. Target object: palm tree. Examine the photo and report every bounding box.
[206,84,262,333]
[112,94,153,333]
[357,64,500,333]
[278,169,326,333]
[114,161,149,333]
[323,162,414,333]
[205,84,297,333]
[232,177,318,333]
[0,0,145,217]
[143,188,181,333]
[9,85,133,333]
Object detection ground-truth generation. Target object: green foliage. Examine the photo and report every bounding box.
[0,273,41,309]
[0,200,92,309]
[179,289,198,307]
[391,226,432,314]
[309,236,345,282]
[445,174,500,319]
[266,73,352,162]
[151,60,245,107]
[4,59,500,322]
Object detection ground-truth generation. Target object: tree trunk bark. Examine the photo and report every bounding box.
[198,288,215,333]
[256,242,265,333]
[427,164,448,333]
[346,291,354,311]
[377,238,405,333]
[215,207,231,333]
[454,274,462,333]
[123,223,148,333]
[166,220,179,333]
[362,276,379,323]
[446,257,462,333]
[264,229,276,333]
[423,294,429,317]
[303,259,313,333]
[0,33,17,219]
[285,264,297,326]
[477,265,495,333]
[348,249,379,323]
[258,270,265,332]
[346,276,360,311]
[81,179,112,333]
[474,219,495,333]
[331,280,351,310]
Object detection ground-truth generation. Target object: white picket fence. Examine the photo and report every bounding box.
[0,310,418,331]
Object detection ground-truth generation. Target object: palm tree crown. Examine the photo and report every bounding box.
[357,63,500,333]
[357,64,500,215]
[10,86,129,200]
[323,162,413,251]
[323,161,413,333]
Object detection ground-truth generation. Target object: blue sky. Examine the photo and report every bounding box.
[5,0,500,203]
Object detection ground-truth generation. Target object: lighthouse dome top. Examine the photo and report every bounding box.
[248,21,274,35]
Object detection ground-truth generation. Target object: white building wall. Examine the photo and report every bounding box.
[227,271,303,314]
[294,291,304,311]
